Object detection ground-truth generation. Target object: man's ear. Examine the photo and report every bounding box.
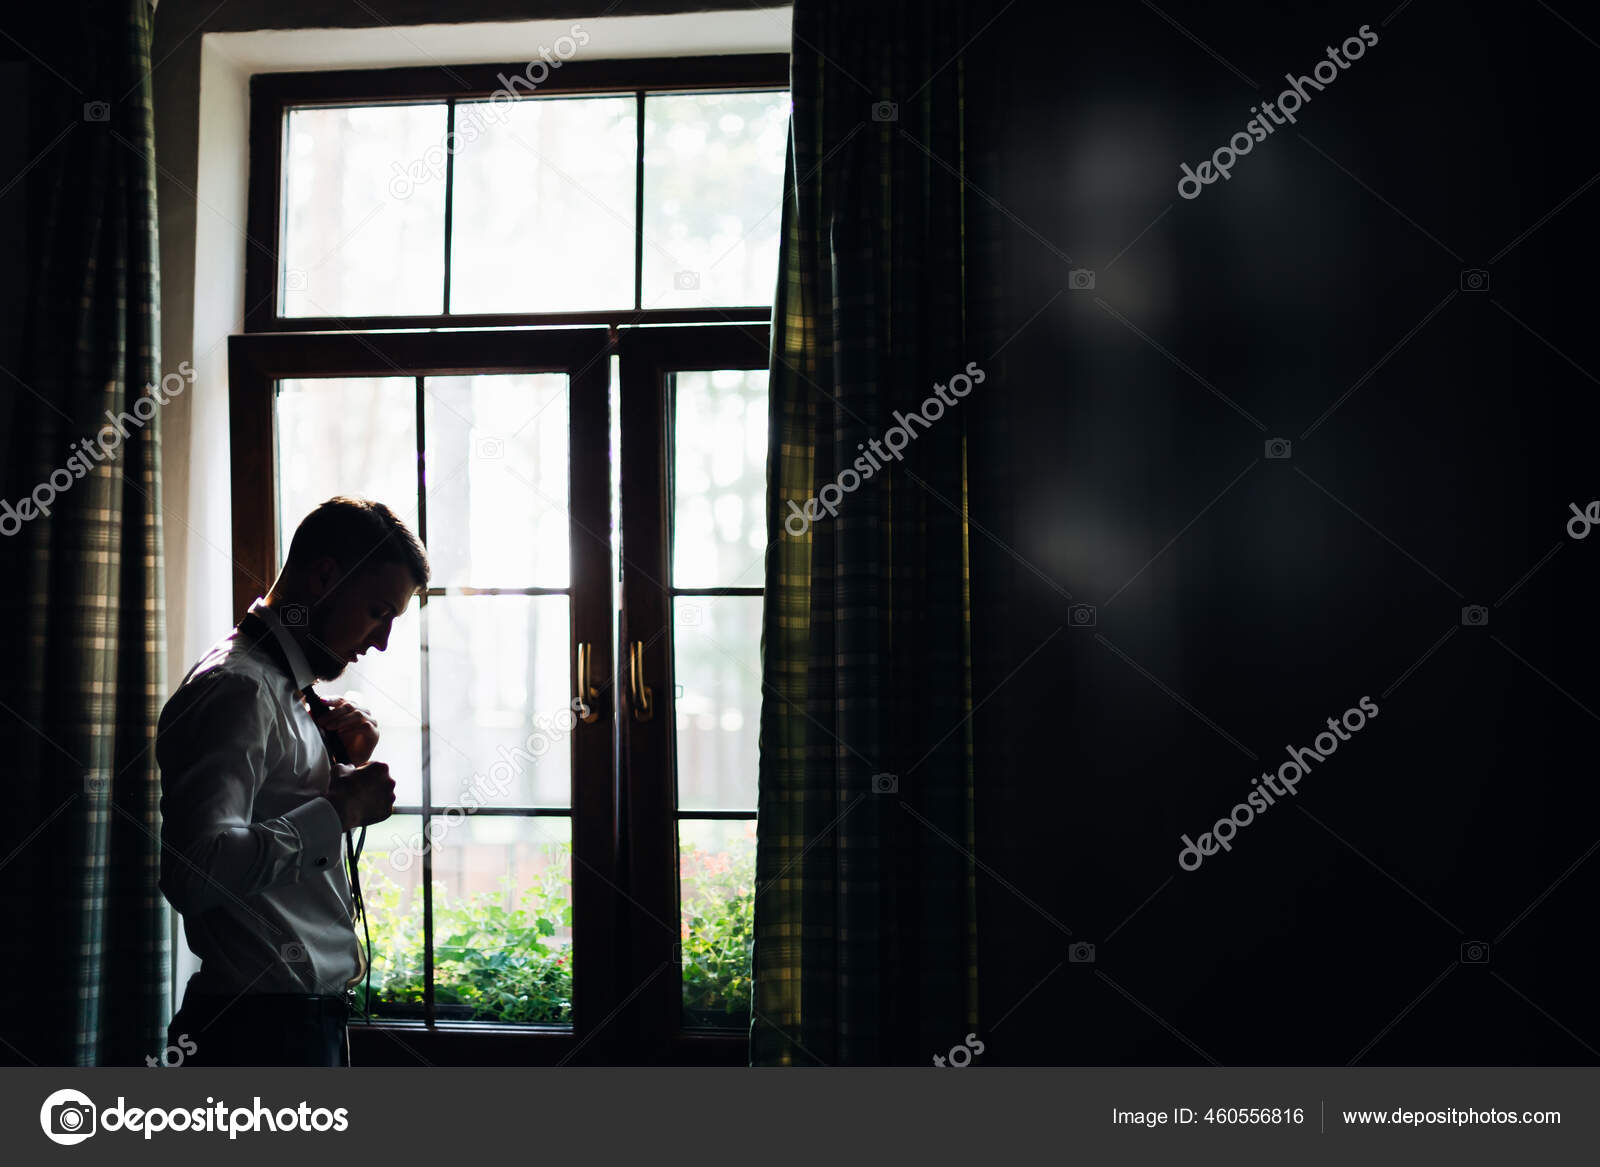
[304,555,341,603]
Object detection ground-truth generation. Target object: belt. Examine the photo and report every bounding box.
[181,990,354,1019]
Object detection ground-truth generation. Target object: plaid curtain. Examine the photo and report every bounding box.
[752,0,997,1065]
[0,0,169,1066]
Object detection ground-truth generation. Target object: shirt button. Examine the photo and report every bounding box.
[316,857,328,867]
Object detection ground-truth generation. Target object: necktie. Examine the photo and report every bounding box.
[301,684,352,765]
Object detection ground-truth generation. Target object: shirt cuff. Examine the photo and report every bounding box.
[285,795,345,876]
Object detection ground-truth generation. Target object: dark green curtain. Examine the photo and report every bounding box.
[0,0,169,1066]
[752,0,1001,1065]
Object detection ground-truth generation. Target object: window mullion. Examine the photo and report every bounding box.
[416,373,436,1026]
[442,100,456,315]
[633,90,645,312]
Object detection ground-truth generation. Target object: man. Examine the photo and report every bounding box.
[157,496,427,1066]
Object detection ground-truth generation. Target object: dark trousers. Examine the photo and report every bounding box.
[169,983,350,1067]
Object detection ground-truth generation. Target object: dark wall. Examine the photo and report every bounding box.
[964,0,1600,1064]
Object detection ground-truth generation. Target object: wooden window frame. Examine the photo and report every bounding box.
[244,54,790,334]
[229,327,622,1065]
[616,324,771,1061]
[228,54,786,1065]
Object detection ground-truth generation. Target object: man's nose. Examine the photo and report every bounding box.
[373,620,392,652]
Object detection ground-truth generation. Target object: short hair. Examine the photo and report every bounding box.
[284,496,430,589]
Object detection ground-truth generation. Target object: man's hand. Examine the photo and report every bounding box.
[309,696,380,766]
[324,762,395,831]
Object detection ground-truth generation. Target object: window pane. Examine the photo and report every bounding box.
[449,96,636,313]
[423,374,569,589]
[672,369,769,588]
[642,91,788,308]
[431,816,573,1024]
[282,105,447,316]
[276,376,419,545]
[679,818,755,1027]
[275,377,425,804]
[331,611,423,806]
[674,595,760,811]
[353,814,426,1019]
[428,595,573,808]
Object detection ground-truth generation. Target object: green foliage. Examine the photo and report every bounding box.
[354,830,756,1027]
[678,829,756,1024]
[355,840,573,1023]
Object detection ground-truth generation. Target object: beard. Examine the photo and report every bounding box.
[302,602,349,681]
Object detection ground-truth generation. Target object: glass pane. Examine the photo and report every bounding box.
[679,818,756,1027]
[423,374,569,589]
[282,105,447,316]
[275,377,425,804]
[642,91,788,308]
[276,376,419,546]
[673,595,761,811]
[449,96,636,313]
[353,814,426,1019]
[329,611,423,806]
[431,816,573,1024]
[428,595,573,808]
[672,369,769,588]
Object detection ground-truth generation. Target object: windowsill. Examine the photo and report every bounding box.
[349,1019,749,1066]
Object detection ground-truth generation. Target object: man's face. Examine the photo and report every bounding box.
[303,559,419,681]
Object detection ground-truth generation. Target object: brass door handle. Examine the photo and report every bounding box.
[575,643,601,723]
[628,640,653,722]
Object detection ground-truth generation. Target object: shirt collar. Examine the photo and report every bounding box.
[245,597,318,692]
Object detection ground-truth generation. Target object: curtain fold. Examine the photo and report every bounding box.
[0,0,169,1066]
[752,0,996,1066]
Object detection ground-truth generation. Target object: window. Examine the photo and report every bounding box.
[229,53,787,1063]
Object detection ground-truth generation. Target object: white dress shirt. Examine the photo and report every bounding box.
[157,597,361,995]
